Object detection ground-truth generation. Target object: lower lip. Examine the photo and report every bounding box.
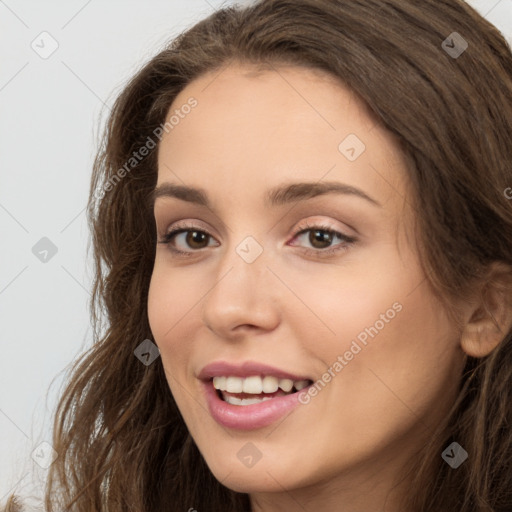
[202,380,308,430]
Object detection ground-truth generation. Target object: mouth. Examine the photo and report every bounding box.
[198,361,315,430]
[199,368,314,430]
[212,375,312,406]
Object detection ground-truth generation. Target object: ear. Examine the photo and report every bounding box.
[460,261,512,358]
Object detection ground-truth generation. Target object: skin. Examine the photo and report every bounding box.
[147,63,471,512]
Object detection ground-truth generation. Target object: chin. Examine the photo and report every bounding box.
[210,464,300,494]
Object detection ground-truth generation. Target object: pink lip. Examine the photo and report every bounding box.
[201,380,310,430]
[197,360,311,381]
[198,360,312,430]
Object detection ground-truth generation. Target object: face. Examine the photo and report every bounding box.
[147,63,466,505]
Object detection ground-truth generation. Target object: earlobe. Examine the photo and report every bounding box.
[460,318,504,358]
[459,262,512,358]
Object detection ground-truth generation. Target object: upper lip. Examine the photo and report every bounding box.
[198,361,312,382]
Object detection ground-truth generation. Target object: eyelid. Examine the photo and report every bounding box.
[291,218,355,239]
[287,220,357,257]
[158,218,216,238]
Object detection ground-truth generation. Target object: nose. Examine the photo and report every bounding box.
[200,237,281,339]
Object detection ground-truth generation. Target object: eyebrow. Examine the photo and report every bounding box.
[151,180,382,209]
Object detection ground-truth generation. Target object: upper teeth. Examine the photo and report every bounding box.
[213,375,309,394]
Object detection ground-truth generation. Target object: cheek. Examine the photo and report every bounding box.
[279,249,408,356]
[147,260,202,337]
[369,287,464,403]
[147,266,205,430]
[321,283,463,447]
[147,265,197,375]
[287,253,463,438]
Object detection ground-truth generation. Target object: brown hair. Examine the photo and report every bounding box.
[4,0,512,510]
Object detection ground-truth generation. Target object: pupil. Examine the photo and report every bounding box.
[311,229,332,248]
[187,231,207,248]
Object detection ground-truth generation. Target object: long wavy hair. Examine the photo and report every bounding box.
[4,0,512,510]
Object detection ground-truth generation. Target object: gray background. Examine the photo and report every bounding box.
[1,0,511,502]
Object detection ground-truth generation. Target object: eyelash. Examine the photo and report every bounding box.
[157,220,357,259]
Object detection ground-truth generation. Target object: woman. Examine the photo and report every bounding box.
[4,0,512,510]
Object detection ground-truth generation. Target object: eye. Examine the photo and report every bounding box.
[158,221,218,257]
[157,220,357,258]
[288,221,357,258]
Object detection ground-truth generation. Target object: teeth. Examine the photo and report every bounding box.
[224,395,273,406]
[225,376,243,393]
[242,376,263,394]
[279,378,294,392]
[213,375,310,394]
[213,376,226,390]
[294,380,309,390]
[262,376,279,393]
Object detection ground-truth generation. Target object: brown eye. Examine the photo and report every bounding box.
[308,229,334,249]
[158,225,219,256]
[184,230,210,249]
[289,223,357,258]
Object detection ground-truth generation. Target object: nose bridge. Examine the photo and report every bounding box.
[201,233,280,334]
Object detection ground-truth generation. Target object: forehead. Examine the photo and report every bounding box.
[156,63,408,211]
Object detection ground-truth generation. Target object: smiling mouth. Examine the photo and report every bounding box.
[212,375,313,406]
